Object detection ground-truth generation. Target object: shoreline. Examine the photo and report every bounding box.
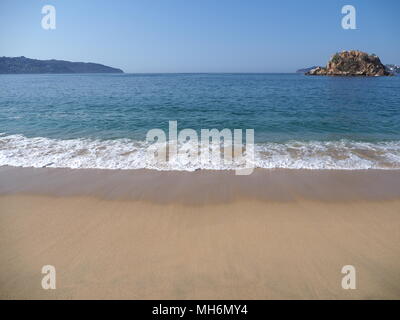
[2,165,400,203]
[2,134,400,171]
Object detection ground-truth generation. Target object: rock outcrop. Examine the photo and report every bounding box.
[306,50,392,76]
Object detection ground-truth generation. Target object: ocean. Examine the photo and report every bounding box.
[1,73,400,170]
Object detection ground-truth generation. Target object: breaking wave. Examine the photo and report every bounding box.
[1,133,400,170]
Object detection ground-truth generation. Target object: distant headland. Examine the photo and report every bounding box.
[296,66,320,74]
[0,56,124,74]
[300,50,397,76]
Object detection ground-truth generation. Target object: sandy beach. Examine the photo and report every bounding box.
[0,166,400,299]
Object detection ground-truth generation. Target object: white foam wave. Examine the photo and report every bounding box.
[1,134,400,170]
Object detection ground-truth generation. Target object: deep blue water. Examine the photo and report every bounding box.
[1,73,400,170]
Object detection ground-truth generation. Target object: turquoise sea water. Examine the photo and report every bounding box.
[1,73,400,170]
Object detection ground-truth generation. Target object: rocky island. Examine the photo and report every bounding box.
[0,56,124,74]
[306,50,392,76]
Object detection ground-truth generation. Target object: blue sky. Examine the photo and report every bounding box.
[0,0,399,72]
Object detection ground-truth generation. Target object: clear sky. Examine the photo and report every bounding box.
[0,0,399,73]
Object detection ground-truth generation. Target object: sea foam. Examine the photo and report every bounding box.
[1,134,400,170]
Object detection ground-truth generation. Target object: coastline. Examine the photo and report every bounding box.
[1,166,400,299]
[1,166,400,203]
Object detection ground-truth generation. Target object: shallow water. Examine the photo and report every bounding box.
[1,73,400,170]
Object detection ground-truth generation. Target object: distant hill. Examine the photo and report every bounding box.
[386,64,400,74]
[0,56,124,74]
[296,66,320,73]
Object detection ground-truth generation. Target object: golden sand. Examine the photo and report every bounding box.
[1,194,400,299]
[1,166,400,299]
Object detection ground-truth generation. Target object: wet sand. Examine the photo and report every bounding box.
[0,166,400,299]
